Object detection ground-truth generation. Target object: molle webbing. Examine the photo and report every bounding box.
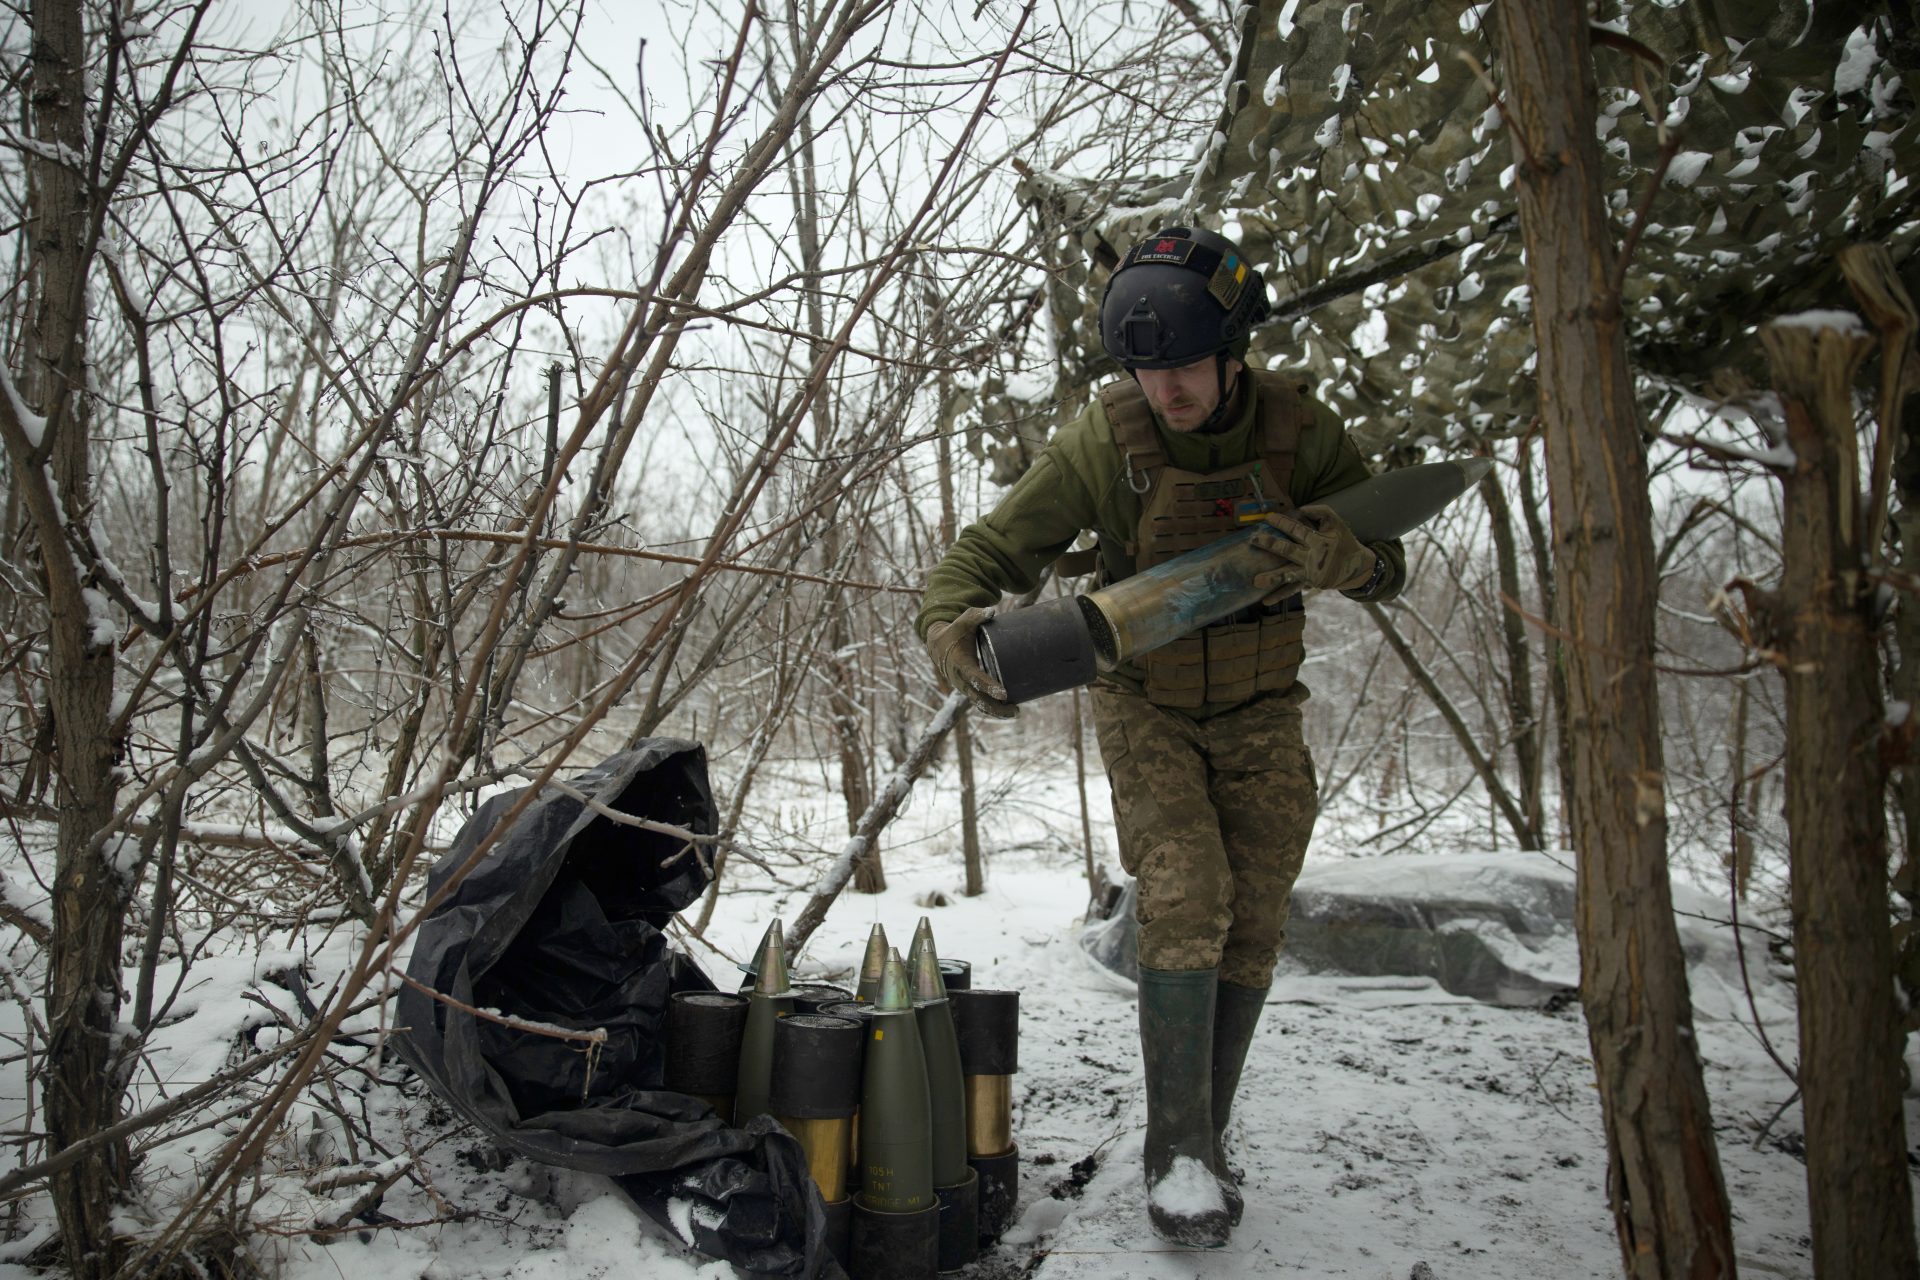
[1097,374,1310,708]
[1097,372,1305,558]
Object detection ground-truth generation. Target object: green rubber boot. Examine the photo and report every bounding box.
[1137,967,1231,1247]
[1209,979,1268,1226]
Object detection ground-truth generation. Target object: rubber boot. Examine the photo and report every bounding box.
[1209,979,1268,1226]
[1137,967,1231,1247]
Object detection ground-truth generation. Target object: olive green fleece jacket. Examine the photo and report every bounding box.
[917,374,1406,706]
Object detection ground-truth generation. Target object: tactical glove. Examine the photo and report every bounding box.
[1251,504,1378,593]
[925,606,1019,720]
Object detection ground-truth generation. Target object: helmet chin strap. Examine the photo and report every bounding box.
[1194,354,1237,434]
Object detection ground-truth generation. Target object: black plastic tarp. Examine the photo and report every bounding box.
[394,741,838,1277]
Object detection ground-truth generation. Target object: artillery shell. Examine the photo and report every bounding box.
[858,950,933,1215]
[974,457,1493,701]
[733,921,796,1125]
[908,928,968,1188]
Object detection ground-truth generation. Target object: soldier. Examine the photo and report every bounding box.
[916,226,1406,1246]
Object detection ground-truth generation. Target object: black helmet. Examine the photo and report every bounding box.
[1100,226,1270,369]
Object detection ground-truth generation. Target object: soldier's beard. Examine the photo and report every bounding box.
[1151,376,1241,435]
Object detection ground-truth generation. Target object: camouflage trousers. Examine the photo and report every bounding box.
[1091,684,1317,986]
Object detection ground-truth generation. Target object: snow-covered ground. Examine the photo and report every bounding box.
[0,740,1904,1279]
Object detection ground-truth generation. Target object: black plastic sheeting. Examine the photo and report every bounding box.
[394,741,841,1278]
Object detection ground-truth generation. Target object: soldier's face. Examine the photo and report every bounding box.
[1136,356,1244,433]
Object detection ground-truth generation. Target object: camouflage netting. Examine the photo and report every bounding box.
[991,1,1915,463]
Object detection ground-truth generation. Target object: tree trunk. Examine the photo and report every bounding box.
[1726,678,1754,903]
[24,2,130,1273]
[789,694,968,954]
[1479,452,1545,848]
[1363,602,1535,845]
[1071,683,1097,898]
[1759,316,1919,1280]
[784,99,879,892]
[1889,344,1920,1040]
[938,374,984,896]
[1517,433,1573,840]
[1493,4,1737,1277]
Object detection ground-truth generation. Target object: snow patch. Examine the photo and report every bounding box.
[1770,308,1866,335]
[1148,1155,1224,1217]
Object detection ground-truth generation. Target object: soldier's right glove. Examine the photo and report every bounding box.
[925,606,1019,720]
[1250,505,1377,593]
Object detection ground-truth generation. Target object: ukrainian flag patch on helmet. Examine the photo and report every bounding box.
[1207,252,1249,310]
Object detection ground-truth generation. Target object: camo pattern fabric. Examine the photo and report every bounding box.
[1092,683,1316,986]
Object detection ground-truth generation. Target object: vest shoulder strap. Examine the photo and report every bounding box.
[1249,370,1307,504]
[1098,379,1165,476]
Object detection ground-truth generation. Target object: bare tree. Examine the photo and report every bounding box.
[1492,3,1736,1275]
[1750,287,1916,1278]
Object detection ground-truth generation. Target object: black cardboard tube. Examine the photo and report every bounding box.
[975,598,1100,704]
[792,982,853,1016]
[934,1168,979,1272]
[817,999,875,1022]
[665,991,750,1095]
[948,988,1018,1076]
[850,1199,940,1280]
[969,1144,1019,1244]
[769,1014,864,1119]
[816,1002,875,1193]
[824,1196,853,1271]
[937,959,971,992]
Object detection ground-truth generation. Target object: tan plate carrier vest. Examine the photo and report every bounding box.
[1096,372,1308,709]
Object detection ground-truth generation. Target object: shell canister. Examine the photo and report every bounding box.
[792,982,853,1016]
[949,987,1019,1244]
[665,990,749,1119]
[818,1000,877,1194]
[770,1013,863,1204]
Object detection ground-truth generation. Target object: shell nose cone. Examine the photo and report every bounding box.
[1459,456,1494,486]
[856,923,890,1000]
[876,948,915,1011]
[753,919,791,996]
[909,931,947,1003]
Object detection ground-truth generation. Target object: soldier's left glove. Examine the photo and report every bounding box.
[925,606,1019,720]
[1250,505,1377,592]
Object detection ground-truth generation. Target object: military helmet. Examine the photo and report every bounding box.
[1100,226,1270,369]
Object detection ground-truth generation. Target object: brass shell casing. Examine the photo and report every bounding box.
[964,1074,1013,1157]
[778,1113,853,1203]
